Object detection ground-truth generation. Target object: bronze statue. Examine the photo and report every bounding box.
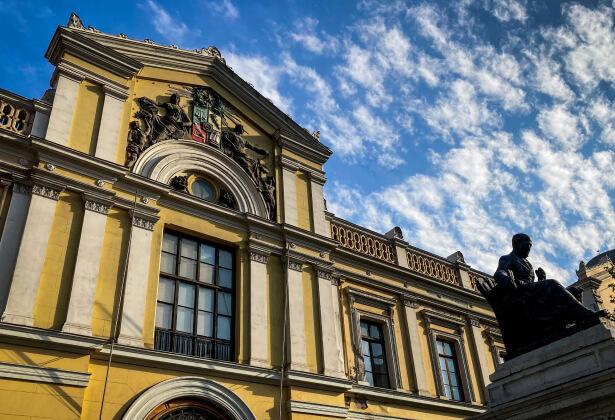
[477,233,604,359]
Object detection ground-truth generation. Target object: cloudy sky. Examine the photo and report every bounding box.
[2,0,615,283]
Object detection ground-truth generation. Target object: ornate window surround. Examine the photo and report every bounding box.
[484,326,506,366]
[421,308,475,403]
[346,288,403,390]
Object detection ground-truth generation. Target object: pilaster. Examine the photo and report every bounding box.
[309,175,330,237]
[62,194,112,335]
[281,160,298,226]
[94,87,127,162]
[316,268,345,377]
[1,183,63,326]
[402,299,431,396]
[468,316,491,391]
[0,183,31,314]
[45,70,82,146]
[285,256,308,372]
[118,213,158,347]
[249,246,271,368]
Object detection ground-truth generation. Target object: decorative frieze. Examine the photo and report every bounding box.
[31,185,60,200]
[469,317,481,328]
[403,298,420,309]
[406,248,461,286]
[287,259,303,272]
[249,251,269,264]
[84,199,110,215]
[331,221,397,264]
[132,216,155,231]
[316,269,333,281]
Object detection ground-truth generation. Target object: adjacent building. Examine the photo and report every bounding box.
[0,13,504,420]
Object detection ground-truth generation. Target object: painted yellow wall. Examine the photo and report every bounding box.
[302,267,322,374]
[268,255,285,367]
[296,171,313,231]
[91,208,130,338]
[68,80,104,155]
[34,191,83,330]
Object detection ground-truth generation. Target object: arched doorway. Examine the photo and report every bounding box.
[145,398,232,420]
[122,377,255,420]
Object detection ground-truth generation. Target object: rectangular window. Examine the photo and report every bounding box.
[154,231,234,361]
[436,339,464,401]
[360,320,390,388]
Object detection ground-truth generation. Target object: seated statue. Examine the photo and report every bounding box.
[477,233,603,359]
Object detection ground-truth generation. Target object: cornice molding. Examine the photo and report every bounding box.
[45,27,142,79]
[0,361,90,387]
[55,60,129,100]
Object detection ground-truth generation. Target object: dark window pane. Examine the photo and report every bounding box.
[360,322,369,337]
[452,387,461,401]
[180,239,198,259]
[364,372,374,387]
[372,357,387,374]
[219,249,233,269]
[216,315,231,340]
[200,244,215,264]
[179,257,197,279]
[178,283,195,307]
[176,307,194,333]
[162,233,178,254]
[371,343,383,357]
[361,340,370,357]
[197,311,213,337]
[447,358,456,373]
[444,341,453,356]
[218,268,233,288]
[217,292,232,316]
[369,324,381,339]
[199,263,214,284]
[437,340,443,355]
[155,302,172,329]
[157,278,175,303]
[439,357,447,372]
[449,372,459,387]
[160,253,176,274]
[374,374,389,388]
[198,287,214,311]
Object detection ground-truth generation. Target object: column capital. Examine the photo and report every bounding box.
[132,216,155,231]
[468,316,481,328]
[249,250,269,264]
[287,258,303,272]
[403,298,420,309]
[84,199,111,215]
[31,184,61,201]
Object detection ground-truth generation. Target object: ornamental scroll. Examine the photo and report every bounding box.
[126,87,276,221]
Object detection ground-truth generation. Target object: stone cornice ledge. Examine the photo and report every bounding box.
[0,322,105,353]
[0,361,90,387]
[350,385,486,415]
[287,400,347,418]
[286,370,353,392]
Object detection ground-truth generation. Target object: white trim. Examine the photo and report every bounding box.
[122,376,256,420]
[287,400,347,418]
[0,361,90,387]
[132,140,268,219]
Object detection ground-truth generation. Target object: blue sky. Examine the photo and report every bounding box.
[2,0,615,282]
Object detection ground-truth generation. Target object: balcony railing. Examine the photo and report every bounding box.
[154,329,232,361]
[406,248,461,286]
[330,220,397,264]
[468,270,491,292]
[0,89,34,136]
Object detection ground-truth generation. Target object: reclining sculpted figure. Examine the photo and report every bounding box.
[477,233,604,359]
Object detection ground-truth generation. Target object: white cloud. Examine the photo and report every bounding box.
[289,17,339,54]
[208,0,239,20]
[537,105,584,149]
[145,0,192,43]
[224,52,292,113]
[485,0,527,23]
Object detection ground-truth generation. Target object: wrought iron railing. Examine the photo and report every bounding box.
[330,220,397,264]
[406,248,461,286]
[154,329,232,361]
[0,89,34,136]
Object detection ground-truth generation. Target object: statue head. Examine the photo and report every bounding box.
[512,233,532,258]
[234,124,245,135]
[170,93,180,105]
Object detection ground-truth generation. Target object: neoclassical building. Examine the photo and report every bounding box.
[0,14,504,420]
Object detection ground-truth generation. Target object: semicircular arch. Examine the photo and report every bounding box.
[122,376,256,420]
[132,140,268,218]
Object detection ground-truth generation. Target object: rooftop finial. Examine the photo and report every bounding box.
[67,12,84,29]
[311,130,320,140]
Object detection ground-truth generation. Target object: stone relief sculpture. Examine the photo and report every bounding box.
[169,175,189,193]
[127,86,276,220]
[477,233,605,359]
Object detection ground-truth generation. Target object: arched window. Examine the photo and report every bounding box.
[192,178,216,202]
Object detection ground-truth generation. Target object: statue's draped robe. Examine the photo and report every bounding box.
[483,253,600,358]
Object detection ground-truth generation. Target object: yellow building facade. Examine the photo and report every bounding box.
[0,14,504,420]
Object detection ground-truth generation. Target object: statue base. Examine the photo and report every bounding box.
[473,320,615,419]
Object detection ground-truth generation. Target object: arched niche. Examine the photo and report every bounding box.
[122,376,256,420]
[132,140,269,219]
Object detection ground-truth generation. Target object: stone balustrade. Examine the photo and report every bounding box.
[0,89,34,136]
[406,247,461,286]
[330,220,397,264]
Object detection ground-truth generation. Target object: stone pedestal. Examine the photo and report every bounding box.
[474,320,615,419]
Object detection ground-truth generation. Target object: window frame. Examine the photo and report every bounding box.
[155,230,236,361]
[347,289,403,390]
[435,338,465,401]
[359,319,390,388]
[422,309,474,403]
